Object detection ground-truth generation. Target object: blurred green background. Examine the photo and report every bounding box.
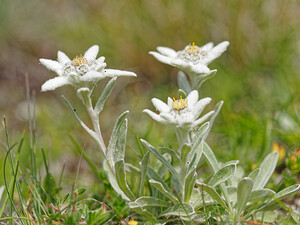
[0,0,300,188]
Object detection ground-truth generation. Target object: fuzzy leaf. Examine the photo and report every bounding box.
[132,196,170,208]
[236,177,253,219]
[203,142,220,173]
[159,203,194,217]
[177,71,192,94]
[94,77,117,113]
[271,184,300,202]
[139,151,150,196]
[253,152,278,190]
[147,167,172,194]
[103,160,129,201]
[107,111,129,168]
[141,139,179,180]
[248,168,261,182]
[249,189,275,202]
[208,163,237,187]
[159,147,180,161]
[197,183,228,210]
[149,179,178,203]
[115,160,135,201]
[184,167,197,202]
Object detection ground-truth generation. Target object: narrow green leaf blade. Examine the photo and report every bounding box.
[184,168,197,202]
[249,189,275,202]
[94,77,117,113]
[115,160,135,201]
[141,139,179,180]
[208,163,237,187]
[107,111,129,168]
[203,142,220,173]
[139,151,150,196]
[159,203,194,217]
[177,71,192,94]
[236,177,253,218]
[103,160,129,201]
[253,152,278,190]
[197,183,228,210]
[133,196,170,208]
[149,179,178,203]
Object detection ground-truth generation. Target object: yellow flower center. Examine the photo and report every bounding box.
[185,42,201,55]
[72,55,88,66]
[172,96,188,111]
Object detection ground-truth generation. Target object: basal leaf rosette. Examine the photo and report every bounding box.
[40,45,136,91]
[143,90,214,132]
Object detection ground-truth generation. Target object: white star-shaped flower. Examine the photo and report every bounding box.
[149,41,229,75]
[40,45,136,91]
[143,90,214,129]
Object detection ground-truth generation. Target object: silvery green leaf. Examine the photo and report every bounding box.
[204,100,224,139]
[147,166,172,194]
[248,168,261,182]
[103,160,130,201]
[207,163,237,187]
[159,203,194,217]
[203,142,220,173]
[271,184,300,202]
[139,151,150,196]
[255,211,277,223]
[115,160,135,201]
[180,144,191,166]
[62,95,99,142]
[236,177,253,219]
[94,77,117,114]
[132,196,170,208]
[178,89,187,98]
[177,71,192,94]
[191,122,209,148]
[196,69,217,89]
[149,179,178,203]
[184,167,197,202]
[159,147,180,161]
[249,189,275,202]
[187,141,204,174]
[196,183,228,210]
[129,202,156,220]
[253,152,278,190]
[226,186,237,203]
[157,153,172,177]
[107,111,129,168]
[141,139,180,180]
[125,163,140,175]
[230,166,244,187]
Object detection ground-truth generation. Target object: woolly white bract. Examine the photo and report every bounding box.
[149,41,229,75]
[143,90,214,129]
[40,45,136,91]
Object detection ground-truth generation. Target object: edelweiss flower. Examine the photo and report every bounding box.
[40,45,136,91]
[149,41,229,75]
[143,90,214,129]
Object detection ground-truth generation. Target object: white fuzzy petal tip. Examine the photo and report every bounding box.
[84,45,99,60]
[41,77,71,92]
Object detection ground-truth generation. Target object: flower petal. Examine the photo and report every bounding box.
[193,97,212,118]
[156,46,177,57]
[186,90,199,106]
[149,51,173,65]
[84,45,99,60]
[151,98,170,113]
[143,109,167,124]
[194,110,215,127]
[191,64,211,74]
[104,69,136,77]
[80,71,105,82]
[167,97,173,108]
[200,42,214,51]
[41,76,72,91]
[39,59,63,76]
[203,41,229,65]
[57,51,71,64]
